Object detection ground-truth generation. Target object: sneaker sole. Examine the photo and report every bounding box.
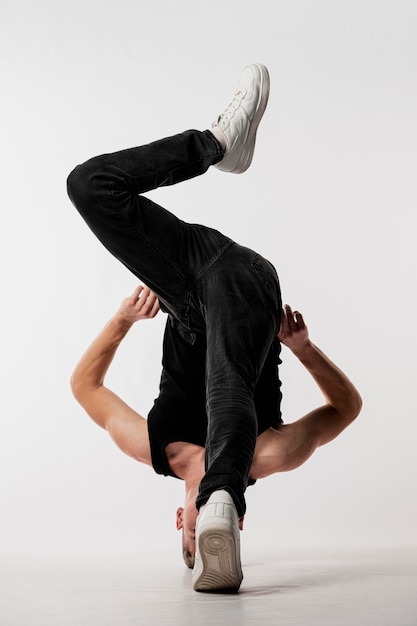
[218,63,270,174]
[193,526,243,593]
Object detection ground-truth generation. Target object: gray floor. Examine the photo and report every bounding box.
[1,546,416,625]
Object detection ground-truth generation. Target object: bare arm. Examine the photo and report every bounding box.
[250,305,362,479]
[279,305,362,443]
[70,285,160,466]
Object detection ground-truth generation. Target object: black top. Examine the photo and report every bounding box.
[147,317,283,480]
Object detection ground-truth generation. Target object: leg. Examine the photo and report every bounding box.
[192,245,281,592]
[195,245,281,516]
[67,130,226,319]
[67,62,270,321]
[68,63,273,593]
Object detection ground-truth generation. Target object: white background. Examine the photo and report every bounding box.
[1,0,416,563]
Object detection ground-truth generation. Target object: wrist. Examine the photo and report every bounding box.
[290,338,314,359]
[109,312,134,336]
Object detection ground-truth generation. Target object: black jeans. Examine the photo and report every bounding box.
[67,129,281,516]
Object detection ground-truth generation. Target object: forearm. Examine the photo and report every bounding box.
[291,340,362,417]
[71,313,133,396]
[71,285,159,405]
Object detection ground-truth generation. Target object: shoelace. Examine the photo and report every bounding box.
[214,88,247,126]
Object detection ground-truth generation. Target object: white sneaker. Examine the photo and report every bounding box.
[192,490,243,593]
[212,63,270,174]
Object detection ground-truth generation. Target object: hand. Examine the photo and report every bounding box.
[117,285,160,324]
[277,304,310,353]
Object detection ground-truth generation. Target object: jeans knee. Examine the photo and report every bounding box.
[67,158,107,214]
[67,163,89,211]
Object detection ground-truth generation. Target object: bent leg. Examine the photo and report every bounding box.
[67,130,224,312]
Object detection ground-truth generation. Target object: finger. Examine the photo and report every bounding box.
[293,311,306,329]
[139,289,158,315]
[149,296,160,318]
[277,307,289,337]
[131,284,145,302]
[284,304,298,330]
[137,286,151,306]
[138,291,152,312]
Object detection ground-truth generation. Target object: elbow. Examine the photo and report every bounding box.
[345,387,363,424]
[70,369,101,405]
[352,385,363,417]
[70,370,83,403]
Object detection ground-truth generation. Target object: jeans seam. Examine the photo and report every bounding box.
[194,240,234,281]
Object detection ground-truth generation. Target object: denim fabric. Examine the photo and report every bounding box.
[67,129,281,516]
[147,318,283,482]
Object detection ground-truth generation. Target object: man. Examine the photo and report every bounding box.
[67,63,361,592]
[70,286,361,579]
